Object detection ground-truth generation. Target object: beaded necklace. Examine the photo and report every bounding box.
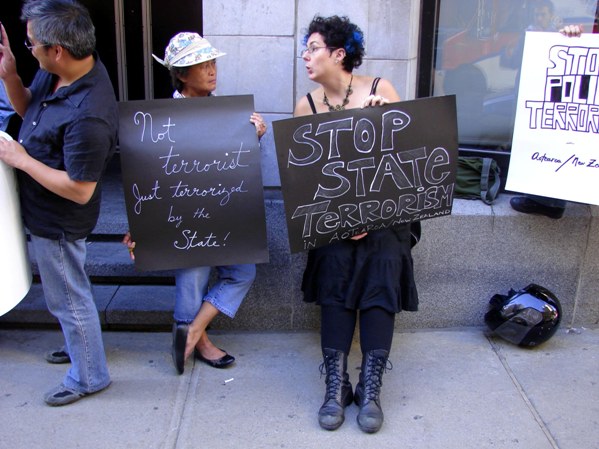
[323,75,353,111]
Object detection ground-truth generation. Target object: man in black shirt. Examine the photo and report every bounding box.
[0,0,117,406]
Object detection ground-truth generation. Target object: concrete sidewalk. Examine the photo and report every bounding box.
[0,327,597,449]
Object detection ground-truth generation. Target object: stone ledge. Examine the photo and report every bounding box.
[3,196,598,331]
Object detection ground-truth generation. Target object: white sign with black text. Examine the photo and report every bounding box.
[507,31,599,205]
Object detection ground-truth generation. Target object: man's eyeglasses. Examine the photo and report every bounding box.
[24,37,46,51]
[300,45,334,57]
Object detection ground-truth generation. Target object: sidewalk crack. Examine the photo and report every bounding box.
[487,336,560,449]
[161,362,198,449]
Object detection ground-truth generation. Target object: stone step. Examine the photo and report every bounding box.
[6,155,599,333]
[28,241,175,283]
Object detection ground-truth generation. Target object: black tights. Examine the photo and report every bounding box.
[320,305,395,355]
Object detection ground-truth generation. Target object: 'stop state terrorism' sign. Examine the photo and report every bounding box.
[273,95,458,253]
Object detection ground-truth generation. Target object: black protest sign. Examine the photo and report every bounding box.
[273,95,457,253]
[119,95,268,271]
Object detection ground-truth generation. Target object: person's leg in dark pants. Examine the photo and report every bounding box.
[321,305,357,353]
[317,305,357,430]
[359,306,395,353]
[355,306,395,433]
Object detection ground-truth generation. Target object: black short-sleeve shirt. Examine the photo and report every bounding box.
[17,55,118,241]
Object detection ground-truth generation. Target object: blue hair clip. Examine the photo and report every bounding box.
[345,30,364,55]
[353,31,364,48]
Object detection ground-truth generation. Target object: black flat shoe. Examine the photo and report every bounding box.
[172,323,189,375]
[195,348,235,369]
[510,196,564,219]
[45,348,71,364]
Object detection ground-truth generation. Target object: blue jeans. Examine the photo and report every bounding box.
[31,235,111,394]
[174,264,256,322]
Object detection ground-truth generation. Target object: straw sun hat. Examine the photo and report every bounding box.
[152,32,226,69]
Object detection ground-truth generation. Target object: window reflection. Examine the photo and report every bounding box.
[433,0,597,151]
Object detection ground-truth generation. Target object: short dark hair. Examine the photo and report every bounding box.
[170,66,189,93]
[21,0,95,59]
[304,15,365,72]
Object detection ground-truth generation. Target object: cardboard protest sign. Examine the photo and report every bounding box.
[506,32,599,205]
[119,95,268,271]
[0,130,32,316]
[273,95,457,253]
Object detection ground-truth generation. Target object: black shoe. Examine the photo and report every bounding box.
[318,348,353,431]
[510,196,564,219]
[44,384,85,406]
[45,348,70,364]
[44,382,110,407]
[355,384,384,433]
[195,348,235,368]
[172,323,189,375]
[355,349,390,434]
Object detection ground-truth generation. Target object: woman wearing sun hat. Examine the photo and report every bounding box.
[123,32,267,375]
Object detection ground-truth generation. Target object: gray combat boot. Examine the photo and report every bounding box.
[354,349,390,433]
[318,348,354,430]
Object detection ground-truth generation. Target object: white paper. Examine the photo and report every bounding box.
[0,130,32,316]
[506,32,599,205]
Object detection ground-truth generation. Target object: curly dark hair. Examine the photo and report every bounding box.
[304,15,365,72]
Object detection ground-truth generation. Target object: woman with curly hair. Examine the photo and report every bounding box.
[295,15,419,433]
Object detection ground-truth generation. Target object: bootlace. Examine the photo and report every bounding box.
[319,353,343,397]
[363,357,392,401]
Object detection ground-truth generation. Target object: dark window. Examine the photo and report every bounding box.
[80,0,120,98]
[2,0,202,101]
[121,0,146,100]
[150,0,203,99]
[1,1,41,87]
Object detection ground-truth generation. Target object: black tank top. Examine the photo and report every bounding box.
[306,77,381,114]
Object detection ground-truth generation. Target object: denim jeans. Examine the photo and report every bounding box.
[174,264,256,322]
[30,235,111,394]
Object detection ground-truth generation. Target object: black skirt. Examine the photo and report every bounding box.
[301,225,419,313]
